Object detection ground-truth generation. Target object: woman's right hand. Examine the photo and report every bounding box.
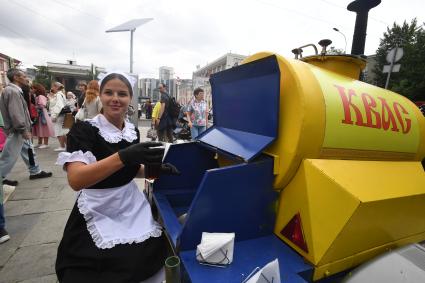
[118,142,164,166]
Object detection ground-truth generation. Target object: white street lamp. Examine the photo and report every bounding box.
[106,18,153,73]
[333,27,347,54]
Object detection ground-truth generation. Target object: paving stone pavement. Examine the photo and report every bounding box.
[0,122,151,283]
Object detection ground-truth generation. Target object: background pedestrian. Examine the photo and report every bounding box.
[32,83,55,149]
[185,87,208,139]
[0,68,52,187]
[49,82,68,151]
[81,80,102,119]
[157,83,173,142]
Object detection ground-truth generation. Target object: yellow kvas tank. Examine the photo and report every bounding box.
[241,52,425,280]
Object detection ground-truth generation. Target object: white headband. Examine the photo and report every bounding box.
[98,71,137,90]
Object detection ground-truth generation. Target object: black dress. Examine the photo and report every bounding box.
[56,120,166,283]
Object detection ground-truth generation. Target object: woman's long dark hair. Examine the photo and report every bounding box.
[32,83,46,97]
[21,84,35,112]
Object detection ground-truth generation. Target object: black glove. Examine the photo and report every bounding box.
[160,163,181,175]
[145,163,181,179]
[118,142,164,166]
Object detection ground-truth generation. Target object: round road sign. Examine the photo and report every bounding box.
[386,47,404,63]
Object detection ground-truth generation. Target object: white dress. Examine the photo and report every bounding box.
[49,91,69,136]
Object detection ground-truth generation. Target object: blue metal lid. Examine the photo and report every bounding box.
[197,55,280,162]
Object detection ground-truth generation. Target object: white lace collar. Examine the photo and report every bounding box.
[87,114,137,143]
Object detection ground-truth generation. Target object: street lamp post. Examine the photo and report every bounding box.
[333,27,347,54]
[106,18,153,73]
[130,29,134,73]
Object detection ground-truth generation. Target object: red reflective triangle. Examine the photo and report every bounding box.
[280,213,308,253]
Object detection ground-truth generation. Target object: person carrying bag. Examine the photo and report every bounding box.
[49,82,68,151]
[75,102,88,121]
[76,80,102,121]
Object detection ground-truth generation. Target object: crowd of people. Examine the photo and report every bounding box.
[0,69,107,245]
[0,78,104,153]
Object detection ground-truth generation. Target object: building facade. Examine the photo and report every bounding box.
[46,60,105,92]
[142,53,247,108]
[139,78,159,101]
[139,77,193,104]
[159,66,174,81]
[177,79,194,105]
[0,53,21,87]
[364,54,378,85]
[192,53,246,107]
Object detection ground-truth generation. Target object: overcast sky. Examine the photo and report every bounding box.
[0,0,423,79]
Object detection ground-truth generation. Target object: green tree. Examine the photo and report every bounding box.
[372,19,425,101]
[33,65,52,89]
[327,46,344,55]
[88,64,101,81]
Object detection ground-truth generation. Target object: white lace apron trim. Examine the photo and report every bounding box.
[77,180,162,249]
[87,114,137,143]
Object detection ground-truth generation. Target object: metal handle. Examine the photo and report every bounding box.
[292,44,318,59]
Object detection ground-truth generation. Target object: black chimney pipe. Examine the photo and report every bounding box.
[347,0,381,55]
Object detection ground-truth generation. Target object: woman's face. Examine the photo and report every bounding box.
[195,91,204,101]
[78,84,87,93]
[50,84,58,94]
[100,78,131,119]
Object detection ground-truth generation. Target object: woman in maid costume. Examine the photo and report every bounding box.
[55,71,177,283]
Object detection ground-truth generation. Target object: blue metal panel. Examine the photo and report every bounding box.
[153,193,182,246]
[180,235,313,283]
[179,156,276,251]
[154,142,217,191]
[153,142,217,247]
[196,127,275,162]
[198,55,280,161]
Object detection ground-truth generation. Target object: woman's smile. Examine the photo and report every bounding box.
[109,104,121,110]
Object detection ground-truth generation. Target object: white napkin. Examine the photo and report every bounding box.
[196,232,235,265]
[163,142,172,161]
[245,259,281,283]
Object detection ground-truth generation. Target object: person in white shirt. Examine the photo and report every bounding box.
[49,82,68,151]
